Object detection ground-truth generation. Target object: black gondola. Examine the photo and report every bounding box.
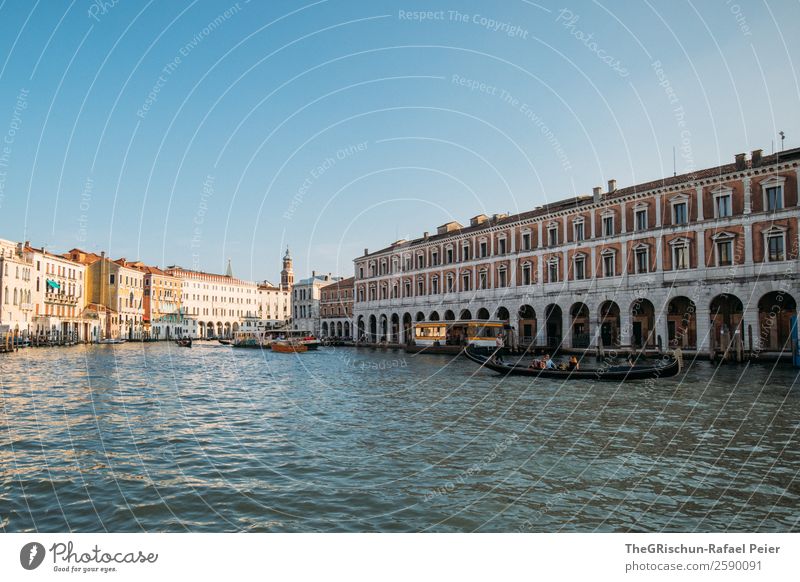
[175,338,192,348]
[218,339,232,346]
[463,346,681,381]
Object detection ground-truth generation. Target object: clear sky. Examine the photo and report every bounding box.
[0,0,798,282]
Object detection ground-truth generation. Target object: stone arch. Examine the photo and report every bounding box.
[518,305,536,347]
[709,293,743,350]
[356,316,365,340]
[598,301,620,348]
[476,307,490,320]
[569,302,590,348]
[444,309,456,321]
[496,306,510,322]
[402,313,413,344]
[630,297,656,348]
[757,291,797,352]
[459,309,472,320]
[390,313,400,343]
[544,304,562,349]
[415,311,425,322]
[667,296,697,349]
[369,314,377,342]
[379,314,388,341]
[322,322,329,337]
[429,311,440,321]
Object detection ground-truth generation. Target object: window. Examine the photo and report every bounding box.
[416,254,425,269]
[417,280,424,295]
[573,256,586,280]
[521,232,531,251]
[462,243,470,261]
[635,208,648,231]
[462,273,470,291]
[498,268,508,288]
[673,202,688,225]
[431,278,439,294]
[673,244,689,270]
[602,215,614,236]
[716,239,733,266]
[479,241,488,258]
[766,186,783,211]
[573,221,585,242]
[766,230,786,262]
[548,260,560,283]
[714,192,732,218]
[602,252,615,277]
[548,226,558,246]
[446,247,453,264]
[404,281,411,297]
[521,263,532,285]
[635,246,649,274]
[431,250,439,266]
[404,257,411,271]
[110,274,115,285]
[446,274,454,293]
[479,270,488,290]
[498,238,507,255]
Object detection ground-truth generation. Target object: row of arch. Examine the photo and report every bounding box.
[197,321,240,339]
[321,320,352,338]
[355,291,797,352]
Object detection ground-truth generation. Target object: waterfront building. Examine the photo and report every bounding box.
[257,280,291,327]
[165,263,259,339]
[353,148,800,355]
[26,245,96,342]
[0,239,35,338]
[138,265,183,339]
[67,249,145,340]
[320,276,354,339]
[292,272,342,335]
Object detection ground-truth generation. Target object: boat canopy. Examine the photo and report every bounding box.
[46,279,61,290]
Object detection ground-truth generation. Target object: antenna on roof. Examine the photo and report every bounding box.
[779,131,785,151]
[672,146,676,177]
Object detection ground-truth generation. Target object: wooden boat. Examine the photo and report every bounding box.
[271,341,308,353]
[463,346,681,381]
[218,339,232,346]
[298,335,321,350]
[175,338,192,348]
[98,338,126,345]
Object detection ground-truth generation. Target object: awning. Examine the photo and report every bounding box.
[46,279,61,290]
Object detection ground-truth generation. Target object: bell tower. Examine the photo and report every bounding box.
[280,247,294,289]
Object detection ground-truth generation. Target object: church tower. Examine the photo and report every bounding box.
[280,247,294,289]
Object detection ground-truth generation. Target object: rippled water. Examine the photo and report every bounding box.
[1,343,798,532]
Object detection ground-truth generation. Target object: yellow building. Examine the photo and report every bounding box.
[138,265,183,339]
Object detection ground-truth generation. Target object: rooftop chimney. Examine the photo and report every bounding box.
[364,248,368,256]
[312,270,316,277]
[607,179,617,193]
[423,231,429,239]
[101,251,105,259]
[735,153,746,170]
[592,186,602,202]
[751,149,763,167]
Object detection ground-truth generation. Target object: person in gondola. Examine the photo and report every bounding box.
[568,355,579,371]
[544,354,556,369]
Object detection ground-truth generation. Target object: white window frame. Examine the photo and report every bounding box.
[572,218,585,242]
[462,271,471,291]
[633,203,648,231]
[479,238,488,258]
[601,249,616,277]
[573,253,586,280]
[547,223,559,246]
[601,212,615,237]
[479,269,488,290]
[670,193,690,225]
[497,266,508,288]
[763,226,788,262]
[431,276,439,295]
[669,238,691,270]
[521,229,532,251]
[521,261,532,285]
[711,232,735,267]
[761,176,786,212]
[445,245,454,264]
[712,186,734,219]
[462,242,471,262]
[547,258,560,283]
[633,244,649,274]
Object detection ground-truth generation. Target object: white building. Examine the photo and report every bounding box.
[166,261,260,339]
[0,239,35,338]
[292,272,342,335]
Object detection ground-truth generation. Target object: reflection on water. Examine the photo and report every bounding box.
[1,343,798,532]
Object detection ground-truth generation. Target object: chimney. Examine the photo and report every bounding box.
[312,270,316,277]
[607,179,617,193]
[735,153,746,170]
[751,149,763,167]
[592,186,602,202]
[364,248,368,256]
[101,251,105,259]
[423,231,429,239]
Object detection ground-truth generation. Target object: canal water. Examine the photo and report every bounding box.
[1,343,798,532]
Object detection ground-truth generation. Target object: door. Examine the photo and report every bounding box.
[632,322,642,347]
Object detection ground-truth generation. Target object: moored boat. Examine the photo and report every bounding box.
[98,338,126,345]
[218,339,232,346]
[271,341,308,353]
[175,338,192,348]
[463,346,681,381]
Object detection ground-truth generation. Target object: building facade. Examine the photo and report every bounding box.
[292,272,342,335]
[140,266,183,339]
[257,281,291,327]
[0,239,35,338]
[353,148,800,355]
[320,276,354,338]
[166,265,259,338]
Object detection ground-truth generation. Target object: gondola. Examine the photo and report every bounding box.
[175,338,192,348]
[463,346,681,381]
[218,339,232,346]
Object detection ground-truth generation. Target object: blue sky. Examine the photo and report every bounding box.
[0,0,797,282]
